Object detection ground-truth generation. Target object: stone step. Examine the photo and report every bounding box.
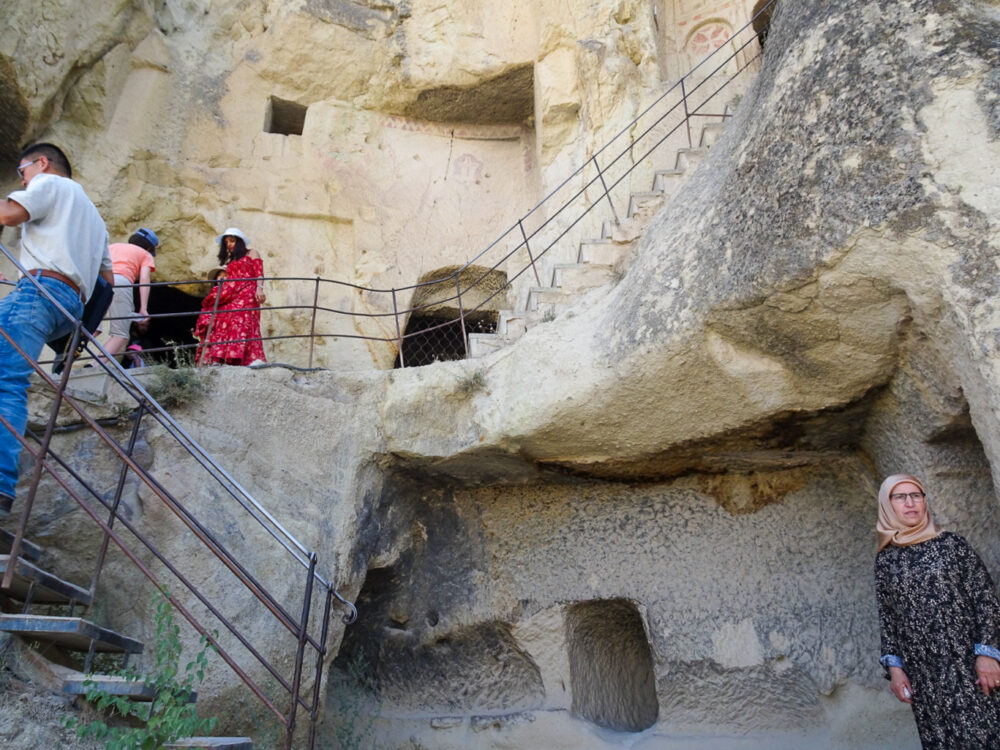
[496,310,527,339]
[527,287,574,312]
[0,554,92,606]
[0,614,144,655]
[551,263,615,290]
[699,120,726,147]
[0,528,43,562]
[578,240,631,266]
[627,191,666,220]
[166,739,253,749]
[674,146,709,172]
[652,168,686,197]
[467,333,504,359]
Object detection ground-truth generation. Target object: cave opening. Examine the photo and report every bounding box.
[403,64,534,125]
[751,0,777,49]
[264,95,307,136]
[393,265,507,368]
[566,598,658,732]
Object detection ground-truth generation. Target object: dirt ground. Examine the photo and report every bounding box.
[0,663,104,750]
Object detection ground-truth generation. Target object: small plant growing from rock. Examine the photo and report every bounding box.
[145,342,208,409]
[456,370,486,396]
[64,589,217,749]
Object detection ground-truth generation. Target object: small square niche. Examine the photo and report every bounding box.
[264,96,307,136]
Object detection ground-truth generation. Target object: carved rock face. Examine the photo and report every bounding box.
[8,1,1000,748]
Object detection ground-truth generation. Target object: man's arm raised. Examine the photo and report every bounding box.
[0,198,29,227]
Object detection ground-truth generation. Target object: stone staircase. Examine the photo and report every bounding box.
[0,526,250,749]
[468,110,731,358]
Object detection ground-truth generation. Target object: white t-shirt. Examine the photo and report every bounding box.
[7,173,112,301]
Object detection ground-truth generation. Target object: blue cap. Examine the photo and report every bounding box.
[134,227,159,247]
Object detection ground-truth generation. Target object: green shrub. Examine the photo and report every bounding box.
[65,590,217,749]
[328,650,380,750]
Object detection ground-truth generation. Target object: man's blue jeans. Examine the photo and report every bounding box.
[0,276,83,499]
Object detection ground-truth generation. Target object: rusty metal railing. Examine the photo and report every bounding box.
[0,247,355,749]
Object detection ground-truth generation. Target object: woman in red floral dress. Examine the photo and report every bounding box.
[194,227,267,366]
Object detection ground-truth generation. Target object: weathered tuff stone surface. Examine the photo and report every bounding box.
[4,1,1000,749]
[336,0,1000,747]
[0,0,677,370]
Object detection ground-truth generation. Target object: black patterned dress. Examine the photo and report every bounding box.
[875,532,1000,748]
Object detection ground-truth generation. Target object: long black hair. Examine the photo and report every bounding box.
[218,234,249,265]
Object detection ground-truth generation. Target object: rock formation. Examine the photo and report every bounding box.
[3,0,1000,749]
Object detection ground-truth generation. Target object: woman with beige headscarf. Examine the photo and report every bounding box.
[874,474,1000,748]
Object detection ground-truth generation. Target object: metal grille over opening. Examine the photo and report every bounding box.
[264,96,307,135]
[394,315,496,368]
[566,598,658,732]
[394,265,507,368]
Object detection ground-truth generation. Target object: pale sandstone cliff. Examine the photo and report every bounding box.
[3,1,1000,749]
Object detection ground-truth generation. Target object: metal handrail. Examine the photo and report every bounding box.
[0,251,355,749]
[0,275,352,596]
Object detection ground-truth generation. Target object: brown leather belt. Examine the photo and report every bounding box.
[27,269,83,300]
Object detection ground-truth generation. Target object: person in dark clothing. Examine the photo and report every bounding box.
[874,474,1000,748]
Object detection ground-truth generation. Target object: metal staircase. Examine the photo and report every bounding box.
[0,527,144,682]
[0,525,251,746]
[0,262,355,749]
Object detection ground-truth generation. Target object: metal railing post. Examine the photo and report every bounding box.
[85,401,148,611]
[308,276,320,369]
[455,275,469,358]
[681,77,693,148]
[591,156,621,227]
[518,220,542,286]
[198,277,224,366]
[285,553,318,750]
[307,585,335,749]
[3,323,82,589]
[391,288,405,368]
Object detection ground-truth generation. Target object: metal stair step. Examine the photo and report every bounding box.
[166,739,253,749]
[62,673,171,701]
[69,675,154,700]
[0,614,144,654]
[4,637,173,702]
[0,554,91,606]
[0,528,43,562]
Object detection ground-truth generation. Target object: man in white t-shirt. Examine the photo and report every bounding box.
[0,143,113,517]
